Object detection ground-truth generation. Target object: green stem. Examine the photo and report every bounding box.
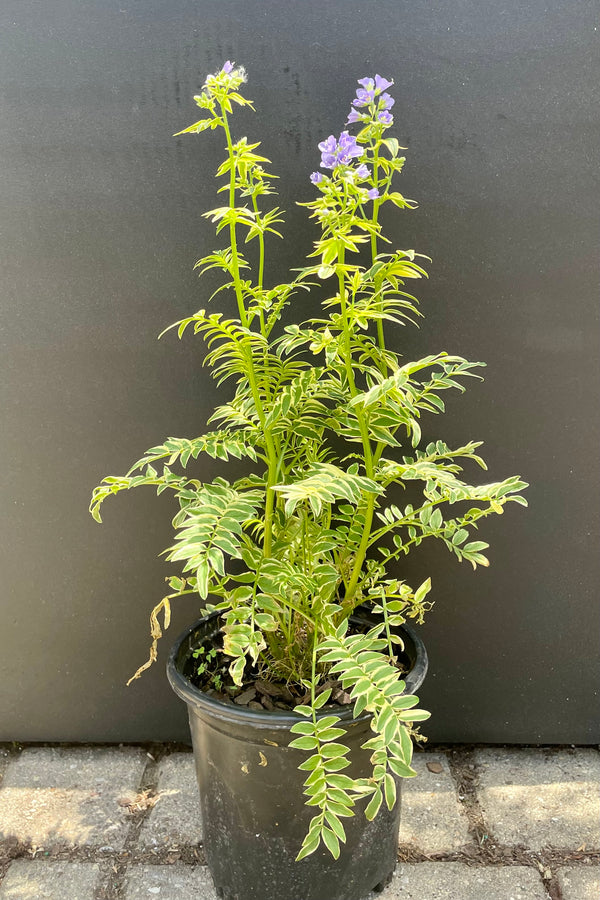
[336,246,377,603]
[220,105,278,557]
[302,501,309,573]
[381,594,394,660]
[367,500,440,547]
[311,626,319,718]
[370,143,387,372]
[251,193,267,339]
[344,495,375,604]
[220,110,248,329]
[262,467,277,556]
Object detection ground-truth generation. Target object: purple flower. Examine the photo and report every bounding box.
[379,92,395,110]
[352,75,396,116]
[346,108,362,123]
[367,188,380,200]
[221,61,234,74]
[375,75,394,93]
[337,131,363,163]
[353,78,376,107]
[318,131,363,169]
[353,87,375,107]
[357,75,394,95]
[310,171,325,184]
[317,135,338,168]
[378,110,393,125]
[355,164,370,179]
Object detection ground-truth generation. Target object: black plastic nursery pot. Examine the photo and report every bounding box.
[167,610,428,900]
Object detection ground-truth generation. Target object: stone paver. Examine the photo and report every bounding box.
[557,865,600,900]
[475,748,600,850]
[0,745,597,899]
[398,752,470,853]
[375,862,548,899]
[139,752,202,849]
[124,864,217,899]
[0,747,147,850]
[0,860,100,899]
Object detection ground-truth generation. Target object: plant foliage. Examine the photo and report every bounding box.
[91,62,527,858]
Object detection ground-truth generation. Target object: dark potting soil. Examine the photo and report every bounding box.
[188,625,408,712]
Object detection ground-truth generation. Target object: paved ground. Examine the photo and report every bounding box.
[0,744,597,899]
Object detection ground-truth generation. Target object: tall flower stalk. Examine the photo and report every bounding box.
[91,63,527,859]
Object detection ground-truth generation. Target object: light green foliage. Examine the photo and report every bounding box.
[164,482,262,598]
[291,619,431,861]
[91,62,527,858]
[128,432,259,470]
[272,462,381,517]
[290,689,368,861]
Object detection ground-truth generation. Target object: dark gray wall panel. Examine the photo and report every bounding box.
[1,0,598,742]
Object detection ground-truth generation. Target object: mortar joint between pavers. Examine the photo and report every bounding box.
[541,873,563,900]
[93,750,163,900]
[0,860,11,890]
[446,746,495,847]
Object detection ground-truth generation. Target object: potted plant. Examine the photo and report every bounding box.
[91,62,527,900]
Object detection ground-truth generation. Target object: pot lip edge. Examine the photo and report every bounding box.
[167,611,428,730]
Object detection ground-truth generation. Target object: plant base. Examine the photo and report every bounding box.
[168,613,428,900]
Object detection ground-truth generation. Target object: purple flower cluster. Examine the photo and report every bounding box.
[318,131,363,169]
[310,76,396,195]
[347,74,395,125]
[310,159,380,201]
[353,75,393,105]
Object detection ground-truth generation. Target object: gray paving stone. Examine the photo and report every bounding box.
[398,752,470,853]
[124,864,217,899]
[0,860,100,899]
[374,862,549,899]
[557,865,600,900]
[475,748,600,850]
[0,746,147,850]
[139,752,202,849]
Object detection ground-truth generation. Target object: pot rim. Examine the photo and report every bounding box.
[167,609,428,731]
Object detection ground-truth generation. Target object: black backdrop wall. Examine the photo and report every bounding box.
[1,0,598,743]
